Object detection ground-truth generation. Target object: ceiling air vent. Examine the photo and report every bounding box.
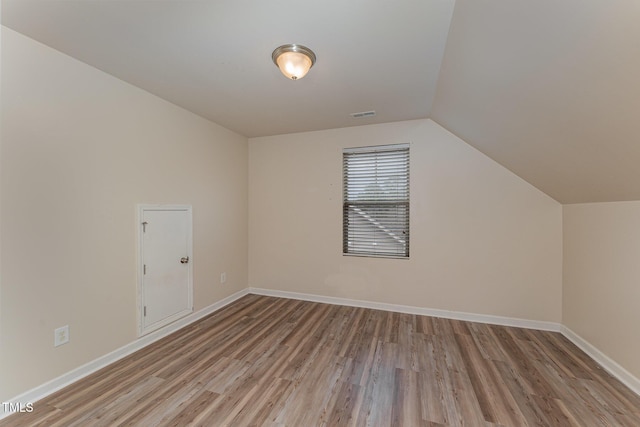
[350,110,376,119]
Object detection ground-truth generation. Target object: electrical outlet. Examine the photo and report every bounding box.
[54,325,69,347]
[220,272,227,284]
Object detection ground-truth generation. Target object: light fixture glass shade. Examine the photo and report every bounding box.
[272,44,316,80]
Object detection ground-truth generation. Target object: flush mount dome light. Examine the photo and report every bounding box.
[272,44,316,80]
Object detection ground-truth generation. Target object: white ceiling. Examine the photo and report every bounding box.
[432,0,640,204]
[1,0,455,137]
[3,0,640,204]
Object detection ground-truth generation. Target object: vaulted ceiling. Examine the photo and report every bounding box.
[3,0,640,204]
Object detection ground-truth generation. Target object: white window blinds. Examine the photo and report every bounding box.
[343,144,410,258]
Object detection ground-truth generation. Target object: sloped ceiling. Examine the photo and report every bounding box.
[3,0,640,204]
[433,0,640,203]
[1,0,455,138]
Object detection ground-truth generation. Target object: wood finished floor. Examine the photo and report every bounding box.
[2,294,639,426]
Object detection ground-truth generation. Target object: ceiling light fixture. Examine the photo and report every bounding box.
[272,44,316,80]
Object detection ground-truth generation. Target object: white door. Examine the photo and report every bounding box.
[138,205,193,335]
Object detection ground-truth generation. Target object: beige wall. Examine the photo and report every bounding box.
[563,202,640,380]
[249,119,563,321]
[0,28,248,400]
[7,17,639,405]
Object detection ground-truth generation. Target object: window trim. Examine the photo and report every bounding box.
[342,143,410,259]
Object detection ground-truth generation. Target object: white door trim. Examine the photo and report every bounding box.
[137,204,193,337]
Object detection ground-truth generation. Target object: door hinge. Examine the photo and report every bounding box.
[143,264,147,275]
[144,306,147,316]
[142,221,148,233]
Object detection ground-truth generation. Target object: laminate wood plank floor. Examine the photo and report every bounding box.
[2,294,639,426]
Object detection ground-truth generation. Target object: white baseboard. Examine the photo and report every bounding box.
[561,326,640,396]
[248,287,562,332]
[4,286,638,420]
[249,287,640,397]
[0,288,249,420]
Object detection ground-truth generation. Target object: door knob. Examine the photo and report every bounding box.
[180,256,189,264]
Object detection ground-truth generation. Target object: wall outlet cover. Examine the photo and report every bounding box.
[54,325,70,347]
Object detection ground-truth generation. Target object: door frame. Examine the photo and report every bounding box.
[137,204,193,337]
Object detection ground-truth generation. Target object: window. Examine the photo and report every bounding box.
[343,144,410,258]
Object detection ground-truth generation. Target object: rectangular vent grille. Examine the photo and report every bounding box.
[350,111,376,118]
